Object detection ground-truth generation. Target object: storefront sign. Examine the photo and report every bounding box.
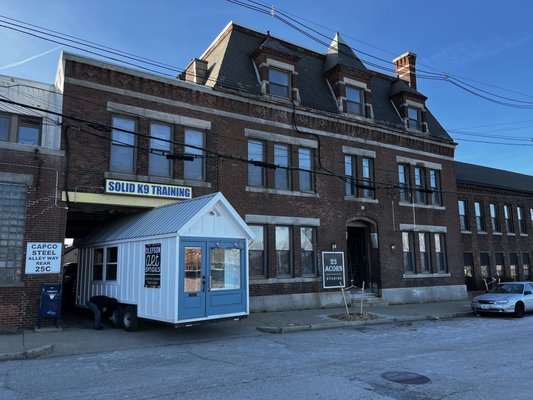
[25,242,62,274]
[105,179,192,200]
[144,243,161,288]
[322,251,345,289]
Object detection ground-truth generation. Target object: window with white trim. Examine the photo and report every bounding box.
[93,247,118,281]
[345,86,363,116]
[407,107,421,130]
[269,68,290,98]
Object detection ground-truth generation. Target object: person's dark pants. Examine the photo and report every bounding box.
[87,301,102,329]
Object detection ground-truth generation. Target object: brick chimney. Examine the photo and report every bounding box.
[393,52,417,90]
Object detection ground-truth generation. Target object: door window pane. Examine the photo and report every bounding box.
[111,116,135,173]
[184,247,202,292]
[210,248,241,290]
[184,130,205,181]
[149,123,171,176]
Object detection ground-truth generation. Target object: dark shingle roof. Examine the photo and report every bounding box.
[203,23,452,142]
[455,161,533,194]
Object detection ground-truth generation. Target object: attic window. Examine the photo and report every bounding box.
[269,68,290,98]
[407,107,421,131]
[345,86,363,116]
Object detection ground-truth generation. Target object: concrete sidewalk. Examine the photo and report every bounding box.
[0,300,473,361]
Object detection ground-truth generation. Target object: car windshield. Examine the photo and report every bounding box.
[490,284,524,294]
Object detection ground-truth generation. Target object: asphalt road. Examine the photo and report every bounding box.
[1,315,532,399]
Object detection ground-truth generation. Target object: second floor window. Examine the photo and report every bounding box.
[345,86,363,116]
[149,123,171,177]
[269,68,290,98]
[414,167,426,204]
[345,155,356,196]
[1,113,43,146]
[504,205,514,234]
[184,129,205,181]
[362,158,374,199]
[458,200,469,231]
[398,164,411,202]
[298,147,313,192]
[110,116,135,173]
[248,140,265,187]
[518,206,526,234]
[474,201,485,231]
[429,170,441,205]
[274,144,290,189]
[490,203,501,232]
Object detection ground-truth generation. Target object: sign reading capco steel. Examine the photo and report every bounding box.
[106,179,192,200]
[25,242,62,274]
[322,251,345,289]
[144,243,161,288]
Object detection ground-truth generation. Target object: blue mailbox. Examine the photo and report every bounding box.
[37,283,62,328]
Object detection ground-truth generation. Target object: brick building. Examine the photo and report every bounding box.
[57,22,466,311]
[0,75,67,328]
[455,162,533,290]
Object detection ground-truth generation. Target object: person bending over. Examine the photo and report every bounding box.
[87,295,117,330]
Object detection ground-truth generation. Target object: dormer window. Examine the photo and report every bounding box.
[345,86,363,116]
[407,107,421,131]
[269,68,290,98]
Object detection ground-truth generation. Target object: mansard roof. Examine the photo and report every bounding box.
[198,22,452,142]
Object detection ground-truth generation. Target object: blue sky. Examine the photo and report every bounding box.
[1,0,533,174]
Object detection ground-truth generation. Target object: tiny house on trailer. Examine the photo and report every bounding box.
[76,192,254,331]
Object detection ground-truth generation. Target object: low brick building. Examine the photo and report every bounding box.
[0,75,67,328]
[455,162,533,290]
[57,22,466,310]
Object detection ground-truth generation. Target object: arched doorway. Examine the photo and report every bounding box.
[346,219,380,293]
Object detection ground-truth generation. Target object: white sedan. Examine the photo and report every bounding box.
[471,282,533,318]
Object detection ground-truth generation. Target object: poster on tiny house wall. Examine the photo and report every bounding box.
[144,243,161,288]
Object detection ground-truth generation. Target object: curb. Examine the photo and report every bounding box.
[0,345,53,362]
[256,311,474,334]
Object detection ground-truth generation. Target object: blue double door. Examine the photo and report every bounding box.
[179,238,247,320]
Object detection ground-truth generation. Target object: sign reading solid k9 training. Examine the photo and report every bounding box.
[106,179,192,200]
[322,251,345,289]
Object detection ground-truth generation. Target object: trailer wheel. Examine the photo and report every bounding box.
[122,305,139,332]
[111,305,123,329]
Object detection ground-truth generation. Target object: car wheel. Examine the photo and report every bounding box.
[111,305,123,329]
[514,302,525,318]
[122,305,139,332]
